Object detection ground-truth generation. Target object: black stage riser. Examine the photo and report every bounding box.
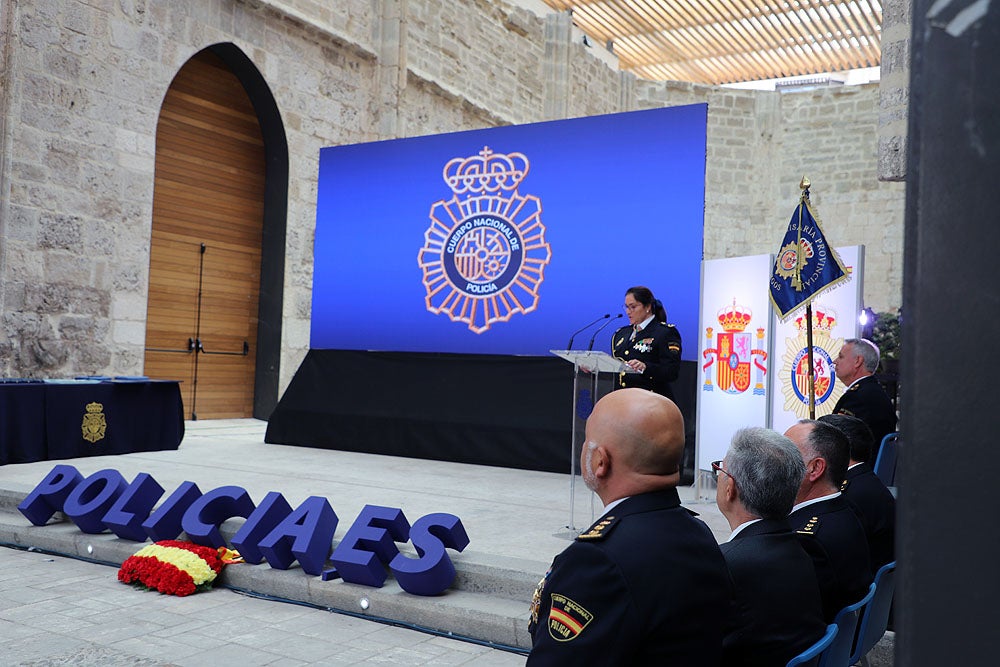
[265,350,697,475]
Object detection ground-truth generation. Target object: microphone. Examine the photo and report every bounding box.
[567,314,610,349]
[588,314,623,351]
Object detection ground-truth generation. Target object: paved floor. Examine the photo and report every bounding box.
[0,419,727,665]
[0,419,896,665]
[0,546,526,666]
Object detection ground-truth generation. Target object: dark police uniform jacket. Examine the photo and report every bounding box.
[832,375,897,450]
[842,463,896,573]
[611,319,682,401]
[790,494,873,621]
[527,488,732,666]
[720,518,826,667]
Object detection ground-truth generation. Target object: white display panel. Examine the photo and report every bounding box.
[696,254,774,473]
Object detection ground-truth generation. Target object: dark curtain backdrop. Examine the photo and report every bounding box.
[266,350,698,476]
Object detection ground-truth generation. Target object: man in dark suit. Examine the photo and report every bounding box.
[715,426,826,666]
[819,413,896,572]
[832,338,897,450]
[785,419,873,621]
[528,389,731,665]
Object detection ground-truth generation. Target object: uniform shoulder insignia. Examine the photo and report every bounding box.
[847,384,860,392]
[576,515,620,541]
[528,567,551,633]
[667,343,681,352]
[796,516,821,535]
[840,478,849,491]
[836,407,857,417]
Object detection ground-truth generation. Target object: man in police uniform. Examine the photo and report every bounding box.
[785,419,873,621]
[527,389,731,665]
[819,413,896,573]
[715,427,826,666]
[831,338,897,450]
[612,286,682,401]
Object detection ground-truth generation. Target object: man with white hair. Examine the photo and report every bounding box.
[715,426,826,666]
[831,338,897,449]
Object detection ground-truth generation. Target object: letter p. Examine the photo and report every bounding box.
[17,465,83,526]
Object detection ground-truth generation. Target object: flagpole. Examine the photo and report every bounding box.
[799,177,816,419]
[806,302,816,419]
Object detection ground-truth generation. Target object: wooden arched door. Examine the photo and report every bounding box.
[144,49,265,420]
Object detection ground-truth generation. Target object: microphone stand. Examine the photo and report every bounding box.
[567,314,610,349]
[587,314,623,351]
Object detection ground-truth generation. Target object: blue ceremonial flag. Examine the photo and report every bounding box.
[769,195,850,321]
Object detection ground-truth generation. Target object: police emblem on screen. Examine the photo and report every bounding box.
[418,146,551,333]
[779,305,846,418]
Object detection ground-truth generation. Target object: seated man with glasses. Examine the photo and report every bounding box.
[714,427,826,667]
[785,419,873,621]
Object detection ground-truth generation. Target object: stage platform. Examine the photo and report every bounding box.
[0,419,893,662]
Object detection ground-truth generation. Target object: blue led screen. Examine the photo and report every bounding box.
[311,104,707,359]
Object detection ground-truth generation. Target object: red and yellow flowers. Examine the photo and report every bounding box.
[118,540,235,596]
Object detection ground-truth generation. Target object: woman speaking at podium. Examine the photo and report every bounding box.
[612,286,682,401]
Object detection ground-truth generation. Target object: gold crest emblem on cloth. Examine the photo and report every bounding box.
[82,401,107,443]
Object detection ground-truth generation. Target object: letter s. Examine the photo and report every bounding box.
[389,513,469,596]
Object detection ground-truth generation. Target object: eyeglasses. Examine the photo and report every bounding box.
[711,460,735,483]
[624,303,643,312]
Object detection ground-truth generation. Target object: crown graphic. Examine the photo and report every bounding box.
[793,306,837,332]
[443,146,529,195]
[85,401,103,413]
[717,299,752,332]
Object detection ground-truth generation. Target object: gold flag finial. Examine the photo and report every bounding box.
[799,176,810,191]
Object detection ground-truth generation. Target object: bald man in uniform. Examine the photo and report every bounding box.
[527,389,732,665]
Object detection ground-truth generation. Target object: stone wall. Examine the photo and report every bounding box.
[0,0,906,397]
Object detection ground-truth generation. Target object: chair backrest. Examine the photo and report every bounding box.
[873,432,899,486]
[786,623,839,667]
[849,560,897,665]
[820,582,876,667]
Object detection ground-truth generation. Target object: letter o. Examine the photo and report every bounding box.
[63,469,128,534]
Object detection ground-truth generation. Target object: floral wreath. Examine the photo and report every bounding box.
[118,540,243,597]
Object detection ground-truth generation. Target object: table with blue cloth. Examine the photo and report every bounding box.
[0,378,184,465]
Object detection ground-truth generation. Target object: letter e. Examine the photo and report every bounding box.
[327,505,410,588]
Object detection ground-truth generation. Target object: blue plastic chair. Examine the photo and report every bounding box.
[849,561,897,666]
[786,623,839,667]
[873,432,898,487]
[821,583,876,667]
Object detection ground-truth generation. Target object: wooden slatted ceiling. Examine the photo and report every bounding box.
[542,0,882,84]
